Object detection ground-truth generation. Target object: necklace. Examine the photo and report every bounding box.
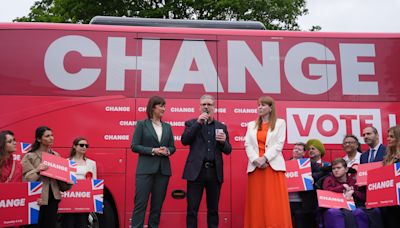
[152,120,162,126]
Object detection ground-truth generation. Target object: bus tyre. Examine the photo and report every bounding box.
[97,199,117,228]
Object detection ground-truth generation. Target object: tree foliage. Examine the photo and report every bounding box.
[15,0,314,30]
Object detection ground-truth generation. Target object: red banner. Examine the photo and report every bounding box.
[317,190,356,210]
[366,163,400,208]
[40,153,77,184]
[0,182,42,227]
[285,158,313,192]
[58,179,104,213]
[356,162,382,186]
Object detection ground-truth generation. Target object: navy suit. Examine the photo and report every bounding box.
[181,118,232,228]
[360,144,386,164]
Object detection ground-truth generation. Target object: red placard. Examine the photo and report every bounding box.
[285,158,313,192]
[356,162,382,186]
[40,153,77,184]
[366,163,400,208]
[0,182,42,227]
[317,190,356,210]
[58,179,104,213]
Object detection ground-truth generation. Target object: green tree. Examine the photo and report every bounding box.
[15,0,316,31]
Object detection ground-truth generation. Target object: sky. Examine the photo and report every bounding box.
[1,0,400,32]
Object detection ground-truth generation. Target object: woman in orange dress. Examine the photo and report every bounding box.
[244,96,292,228]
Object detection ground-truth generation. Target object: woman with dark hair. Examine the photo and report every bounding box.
[244,96,292,228]
[0,130,22,182]
[21,126,71,227]
[62,137,97,228]
[380,125,400,228]
[131,96,176,228]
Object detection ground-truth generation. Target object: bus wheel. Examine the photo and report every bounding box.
[97,199,117,228]
[88,212,99,228]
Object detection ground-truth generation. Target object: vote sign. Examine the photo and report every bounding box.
[58,179,104,213]
[285,158,313,192]
[40,153,77,184]
[366,163,400,208]
[0,182,42,227]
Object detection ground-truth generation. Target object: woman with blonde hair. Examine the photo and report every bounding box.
[380,125,400,228]
[243,96,292,228]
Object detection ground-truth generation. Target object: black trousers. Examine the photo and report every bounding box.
[61,213,88,228]
[131,172,170,228]
[30,187,60,228]
[187,166,221,228]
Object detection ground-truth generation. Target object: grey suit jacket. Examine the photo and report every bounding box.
[131,119,176,176]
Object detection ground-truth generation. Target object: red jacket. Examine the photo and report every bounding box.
[322,173,365,203]
[1,156,23,183]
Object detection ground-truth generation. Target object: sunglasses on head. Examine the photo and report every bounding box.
[77,143,89,148]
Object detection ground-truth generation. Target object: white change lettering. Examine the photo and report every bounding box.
[62,191,91,198]
[105,106,130,112]
[104,135,129,140]
[43,161,68,171]
[368,180,394,191]
[0,198,26,208]
[170,107,195,113]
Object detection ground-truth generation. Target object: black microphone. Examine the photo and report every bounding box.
[203,108,209,125]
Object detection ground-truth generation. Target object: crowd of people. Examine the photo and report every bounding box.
[0,127,97,227]
[1,94,400,228]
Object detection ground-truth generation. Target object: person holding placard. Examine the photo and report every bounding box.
[0,130,22,183]
[243,96,292,228]
[380,125,400,228]
[21,126,71,227]
[322,158,382,228]
[61,136,97,228]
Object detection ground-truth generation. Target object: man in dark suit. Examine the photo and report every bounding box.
[360,126,386,164]
[181,94,232,228]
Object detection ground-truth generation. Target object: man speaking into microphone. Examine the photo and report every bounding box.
[181,94,232,228]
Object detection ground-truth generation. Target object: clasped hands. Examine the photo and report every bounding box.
[343,184,355,201]
[252,156,269,169]
[152,146,170,156]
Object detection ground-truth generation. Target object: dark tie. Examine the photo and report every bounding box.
[369,149,376,162]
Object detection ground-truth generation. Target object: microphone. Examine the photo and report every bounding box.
[203,109,209,125]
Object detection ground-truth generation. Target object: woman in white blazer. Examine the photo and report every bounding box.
[243,96,292,228]
[62,137,97,228]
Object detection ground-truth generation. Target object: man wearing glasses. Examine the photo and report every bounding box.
[181,94,232,228]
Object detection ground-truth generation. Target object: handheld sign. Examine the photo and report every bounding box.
[285,158,313,192]
[58,179,104,213]
[356,162,382,186]
[0,182,42,226]
[317,189,356,211]
[40,153,77,184]
[366,162,400,208]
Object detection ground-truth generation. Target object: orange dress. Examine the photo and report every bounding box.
[244,123,292,228]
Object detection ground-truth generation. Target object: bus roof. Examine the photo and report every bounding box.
[90,16,266,30]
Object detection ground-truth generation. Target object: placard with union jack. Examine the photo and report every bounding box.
[40,153,77,184]
[0,182,42,227]
[366,162,400,208]
[285,158,313,192]
[317,190,356,211]
[58,179,104,213]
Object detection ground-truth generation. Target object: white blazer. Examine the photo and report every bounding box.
[244,118,286,173]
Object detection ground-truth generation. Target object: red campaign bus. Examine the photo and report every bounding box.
[1,17,400,227]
